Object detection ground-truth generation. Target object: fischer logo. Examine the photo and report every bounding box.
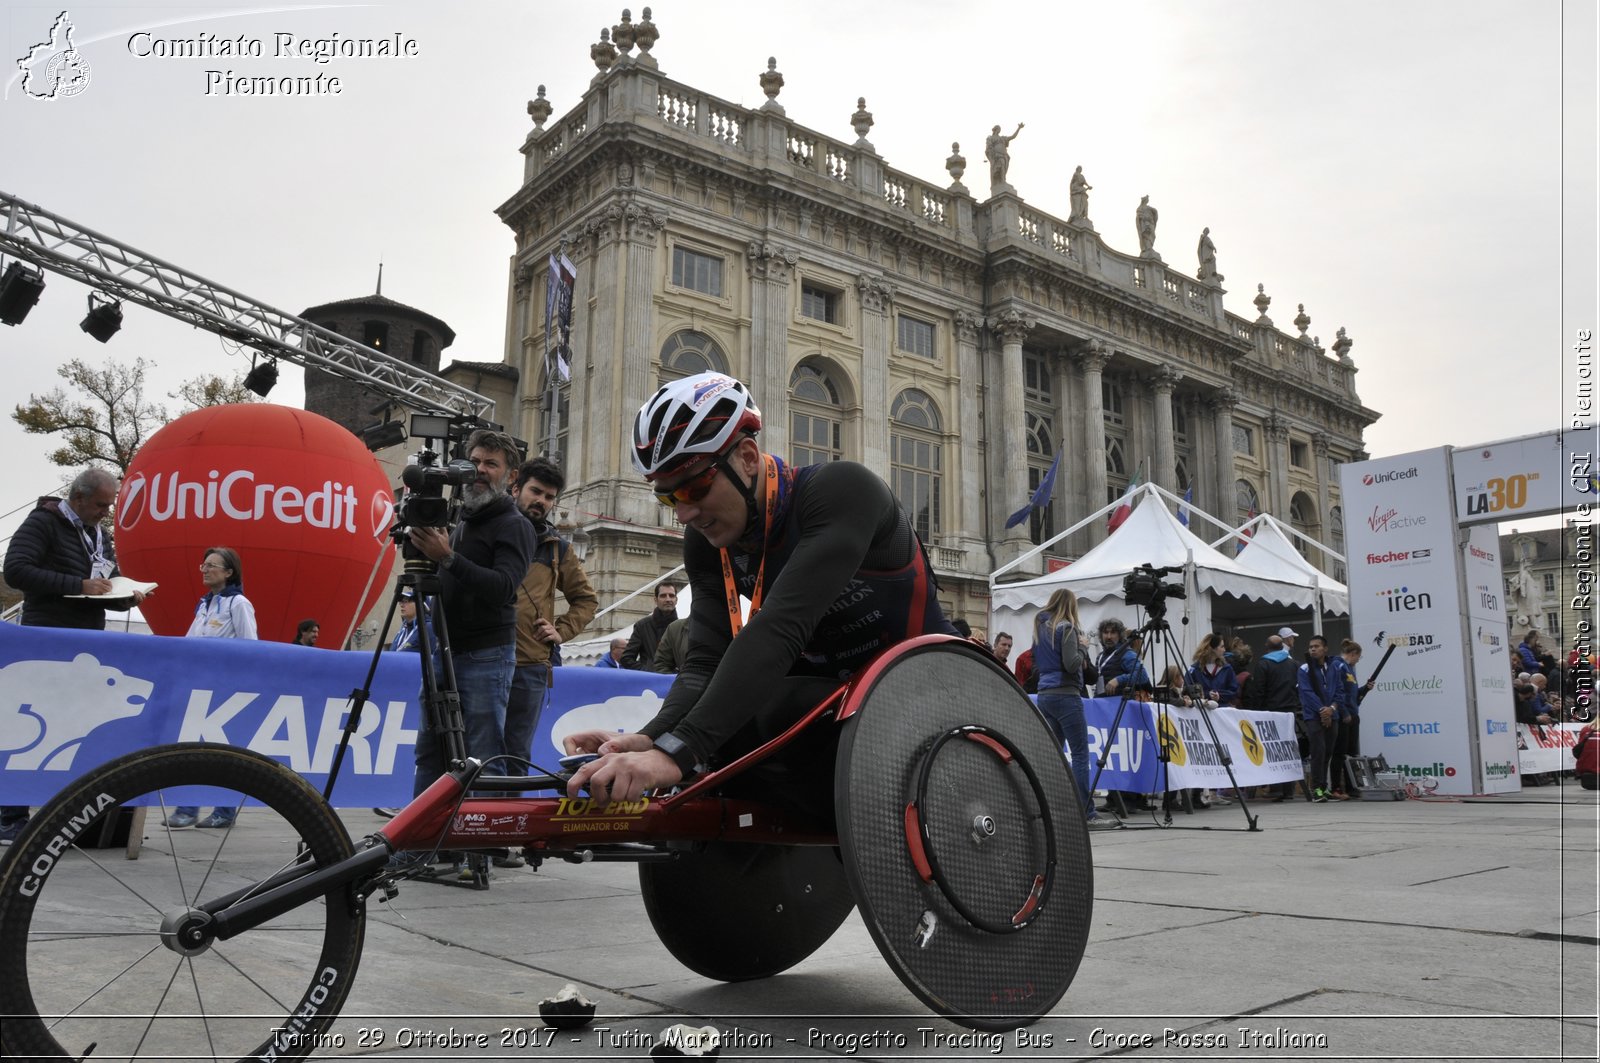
[1383,721,1442,737]
[1366,548,1432,566]
[1361,466,1419,486]
[118,469,360,532]
[1367,506,1428,534]
[1392,761,1457,778]
[1485,719,1509,735]
[1468,544,1497,563]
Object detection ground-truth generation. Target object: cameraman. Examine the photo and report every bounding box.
[405,429,536,805]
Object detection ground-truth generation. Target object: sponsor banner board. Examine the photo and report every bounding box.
[1452,431,1584,524]
[1516,722,1586,775]
[1464,523,1519,791]
[1,624,672,805]
[1341,447,1477,793]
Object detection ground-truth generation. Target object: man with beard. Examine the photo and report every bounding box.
[402,429,536,809]
[505,458,597,796]
[621,580,681,670]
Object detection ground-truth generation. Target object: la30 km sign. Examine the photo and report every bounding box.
[1463,473,1539,517]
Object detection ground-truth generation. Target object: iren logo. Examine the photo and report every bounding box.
[1377,586,1433,612]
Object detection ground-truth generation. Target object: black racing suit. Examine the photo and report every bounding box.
[640,459,955,822]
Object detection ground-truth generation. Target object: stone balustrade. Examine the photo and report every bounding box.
[519,61,1359,400]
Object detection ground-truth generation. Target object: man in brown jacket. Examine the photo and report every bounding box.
[505,458,598,793]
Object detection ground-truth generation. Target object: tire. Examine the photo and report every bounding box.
[640,841,855,981]
[0,743,365,1063]
[835,639,1093,1031]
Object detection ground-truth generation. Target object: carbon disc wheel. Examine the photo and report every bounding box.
[0,743,365,1062]
[835,639,1092,1030]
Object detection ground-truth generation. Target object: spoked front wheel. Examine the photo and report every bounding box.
[0,744,365,1063]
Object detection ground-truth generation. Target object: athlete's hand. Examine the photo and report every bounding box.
[568,749,682,803]
[562,730,654,756]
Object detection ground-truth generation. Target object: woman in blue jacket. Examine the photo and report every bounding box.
[1186,633,1239,706]
[1032,588,1111,828]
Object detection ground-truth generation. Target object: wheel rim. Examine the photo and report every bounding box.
[0,745,363,1063]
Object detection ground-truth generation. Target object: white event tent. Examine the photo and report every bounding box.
[989,484,1346,658]
[1222,512,1349,616]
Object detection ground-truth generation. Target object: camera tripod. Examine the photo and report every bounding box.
[321,550,502,889]
[1087,606,1261,832]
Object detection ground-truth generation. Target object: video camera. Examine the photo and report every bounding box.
[1122,562,1186,614]
[393,413,477,565]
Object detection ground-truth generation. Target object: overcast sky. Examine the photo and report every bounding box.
[0,0,1592,551]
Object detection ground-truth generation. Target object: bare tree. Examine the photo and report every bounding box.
[13,358,257,476]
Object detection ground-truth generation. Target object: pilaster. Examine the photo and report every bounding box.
[746,242,798,457]
[857,274,897,472]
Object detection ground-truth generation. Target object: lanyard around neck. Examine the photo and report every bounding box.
[719,454,778,639]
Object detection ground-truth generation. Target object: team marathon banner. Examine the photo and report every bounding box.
[1076,698,1305,791]
[0,625,1302,806]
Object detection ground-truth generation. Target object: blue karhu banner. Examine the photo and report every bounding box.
[0,625,673,806]
[1,625,1198,808]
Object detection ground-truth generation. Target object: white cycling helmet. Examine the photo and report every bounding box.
[632,372,763,480]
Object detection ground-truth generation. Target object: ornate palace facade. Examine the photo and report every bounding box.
[494,13,1379,625]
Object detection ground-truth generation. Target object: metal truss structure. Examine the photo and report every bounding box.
[0,190,494,421]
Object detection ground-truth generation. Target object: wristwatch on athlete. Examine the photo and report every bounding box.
[652,732,705,778]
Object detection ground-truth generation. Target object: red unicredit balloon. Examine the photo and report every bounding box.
[115,404,397,643]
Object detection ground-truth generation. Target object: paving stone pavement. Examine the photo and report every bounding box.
[10,783,1598,1062]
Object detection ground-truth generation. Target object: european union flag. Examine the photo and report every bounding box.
[1005,447,1062,529]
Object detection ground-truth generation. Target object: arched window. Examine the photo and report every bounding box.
[658,330,728,382]
[1103,378,1124,426]
[1329,505,1346,581]
[1235,479,1259,524]
[891,389,943,541]
[1106,437,1127,504]
[1174,458,1191,494]
[789,363,842,466]
[1025,411,1056,544]
[1289,492,1318,558]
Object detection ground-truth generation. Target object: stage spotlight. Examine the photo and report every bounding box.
[244,358,279,397]
[0,261,46,326]
[80,293,123,343]
[361,419,407,452]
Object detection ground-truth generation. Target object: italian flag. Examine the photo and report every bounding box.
[1107,469,1142,532]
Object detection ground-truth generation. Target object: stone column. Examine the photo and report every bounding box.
[857,275,897,472]
[1146,365,1182,494]
[1312,432,1333,571]
[1071,339,1112,547]
[991,309,1035,557]
[620,203,666,510]
[1209,387,1239,523]
[579,212,625,493]
[953,310,987,566]
[746,242,798,457]
[1265,413,1291,519]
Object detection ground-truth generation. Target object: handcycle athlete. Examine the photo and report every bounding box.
[0,373,1093,1061]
